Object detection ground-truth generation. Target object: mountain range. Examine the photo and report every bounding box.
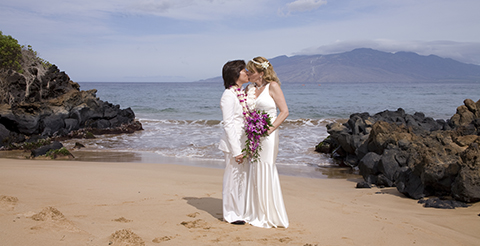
[201,48,480,83]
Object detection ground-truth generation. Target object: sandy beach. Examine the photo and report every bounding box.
[1,157,479,246]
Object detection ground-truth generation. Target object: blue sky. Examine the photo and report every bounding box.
[1,0,479,82]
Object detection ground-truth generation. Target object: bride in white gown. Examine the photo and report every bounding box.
[244,57,289,228]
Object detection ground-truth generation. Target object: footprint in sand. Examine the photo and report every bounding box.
[109,229,145,246]
[152,235,174,243]
[181,219,211,229]
[278,237,293,243]
[187,212,199,218]
[0,195,18,211]
[112,217,133,223]
[29,206,81,232]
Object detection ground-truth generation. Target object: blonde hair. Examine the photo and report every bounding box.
[247,56,281,85]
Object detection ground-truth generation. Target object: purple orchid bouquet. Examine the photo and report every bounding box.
[242,110,273,163]
[232,85,273,162]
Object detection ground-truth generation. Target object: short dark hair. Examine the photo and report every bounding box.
[222,60,246,89]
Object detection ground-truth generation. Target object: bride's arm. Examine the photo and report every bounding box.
[269,81,289,135]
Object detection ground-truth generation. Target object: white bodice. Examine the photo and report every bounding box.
[254,83,277,121]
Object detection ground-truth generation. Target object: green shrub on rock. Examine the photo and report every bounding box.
[0,31,23,72]
[0,31,51,73]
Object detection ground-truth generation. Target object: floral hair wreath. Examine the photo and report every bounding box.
[251,59,270,70]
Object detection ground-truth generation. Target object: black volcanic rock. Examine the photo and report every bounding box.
[0,63,142,147]
[317,99,480,203]
[418,197,469,209]
[31,141,63,157]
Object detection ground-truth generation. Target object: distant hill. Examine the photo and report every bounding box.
[201,48,480,83]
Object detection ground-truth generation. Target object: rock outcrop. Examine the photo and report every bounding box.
[0,62,142,147]
[316,99,480,203]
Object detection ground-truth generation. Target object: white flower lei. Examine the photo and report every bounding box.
[246,85,256,110]
[232,85,256,114]
[232,87,248,113]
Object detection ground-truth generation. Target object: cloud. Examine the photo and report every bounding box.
[2,0,262,22]
[2,0,120,18]
[127,0,260,20]
[131,0,179,14]
[2,0,479,82]
[296,40,480,65]
[285,0,327,13]
[129,0,204,18]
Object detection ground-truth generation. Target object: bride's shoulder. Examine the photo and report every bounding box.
[269,81,281,90]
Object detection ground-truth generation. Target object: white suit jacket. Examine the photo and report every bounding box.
[219,88,244,157]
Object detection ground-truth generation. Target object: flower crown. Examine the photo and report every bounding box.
[251,59,270,70]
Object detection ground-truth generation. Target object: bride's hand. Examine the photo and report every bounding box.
[235,154,244,164]
[268,126,275,135]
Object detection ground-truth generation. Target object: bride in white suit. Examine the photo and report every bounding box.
[219,60,250,225]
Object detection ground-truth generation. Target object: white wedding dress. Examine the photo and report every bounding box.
[245,83,289,228]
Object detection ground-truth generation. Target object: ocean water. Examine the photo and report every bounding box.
[65,81,480,176]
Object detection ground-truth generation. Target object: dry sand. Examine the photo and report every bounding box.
[0,157,479,245]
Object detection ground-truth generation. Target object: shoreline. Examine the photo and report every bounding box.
[1,158,480,245]
[0,149,358,180]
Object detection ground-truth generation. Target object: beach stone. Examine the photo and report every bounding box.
[418,197,470,209]
[64,118,80,132]
[354,141,369,161]
[358,152,381,179]
[315,136,336,153]
[327,122,355,154]
[74,142,85,149]
[421,117,442,131]
[377,149,400,182]
[0,61,142,146]
[41,115,66,136]
[405,114,421,128]
[344,154,359,167]
[86,119,110,129]
[464,99,477,116]
[0,124,10,144]
[0,108,41,135]
[0,124,25,148]
[319,99,480,203]
[366,121,396,154]
[452,139,480,203]
[356,181,371,188]
[376,174,394,187]
[455,123,477,136]
[422,156,460,194]
[347,114,367,135]
[452,167,480,203]
[31,141,63,157]
[396,167,425,199]
[103,101,120,118]
[451,105,475,127]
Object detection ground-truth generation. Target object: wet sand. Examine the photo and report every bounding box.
[0,149,357,179]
